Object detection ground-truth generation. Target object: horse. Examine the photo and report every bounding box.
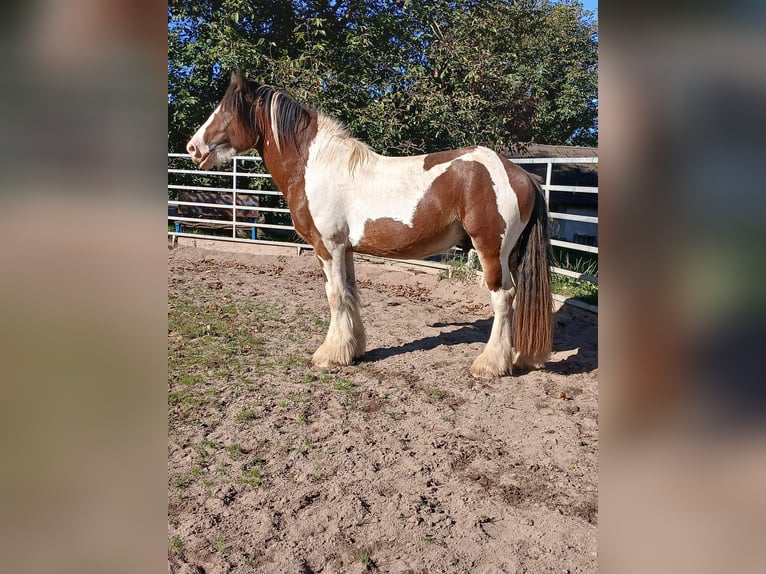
[186,70,552,378]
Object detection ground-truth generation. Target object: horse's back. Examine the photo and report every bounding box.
[305,141,534,259]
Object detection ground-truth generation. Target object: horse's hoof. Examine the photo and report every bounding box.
[470,353,511,379]
[312,344,353,368]
[311,355,333,368]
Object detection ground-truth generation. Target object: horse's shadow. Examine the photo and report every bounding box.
[364,306,597,375]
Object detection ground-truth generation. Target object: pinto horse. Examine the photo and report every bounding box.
[186,70,552,378]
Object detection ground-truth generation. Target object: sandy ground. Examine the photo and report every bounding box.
[168,243,598,573]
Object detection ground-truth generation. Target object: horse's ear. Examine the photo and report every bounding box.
[230,69,246,92]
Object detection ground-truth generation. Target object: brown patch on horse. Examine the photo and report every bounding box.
[452,160,506,291]
[211,75,330,259]
[250,96,331,259]
[355,160,506,291]
[355,218,466,260]
[500,156,536,224]
[422,146,478,171]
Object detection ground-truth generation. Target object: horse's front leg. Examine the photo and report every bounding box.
[312,246,366,367]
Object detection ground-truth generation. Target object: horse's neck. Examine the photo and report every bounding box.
[260,141,307,197]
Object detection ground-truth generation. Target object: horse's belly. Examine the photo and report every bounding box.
[353,219,466,260]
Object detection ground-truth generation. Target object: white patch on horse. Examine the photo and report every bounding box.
[270,92,281,153]
[188,103,222,155]
[464,148,525,288]
[304,116,454,245]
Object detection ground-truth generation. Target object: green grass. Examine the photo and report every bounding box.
[235,408,258,423]
[434,246,598,305]
[227,443,244,459]
[437,252,478,282]
[237,457,267,488]
[551,247,598,304]
[275,353,310,371]
[214,534,226,554]
[333,378,356,395]
[193,439,218,463]
[168,294,283,423]
[356,551,374,568]
[550,273,598,305]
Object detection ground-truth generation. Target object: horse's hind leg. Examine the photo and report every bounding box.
[312,246,366,367]
[469,241,515,379]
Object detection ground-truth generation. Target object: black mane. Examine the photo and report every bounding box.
[222,78,314,153]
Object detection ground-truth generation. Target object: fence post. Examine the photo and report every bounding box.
[232,157,238,238]
[544,160,552,208]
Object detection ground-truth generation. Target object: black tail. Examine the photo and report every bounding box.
[512,175,553,369]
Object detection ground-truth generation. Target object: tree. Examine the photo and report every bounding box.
[168,0,598,154]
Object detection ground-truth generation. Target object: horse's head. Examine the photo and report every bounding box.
[186,70,261,169]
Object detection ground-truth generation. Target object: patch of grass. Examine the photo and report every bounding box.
[176,372,205,386]
[171,464,204,490]
[214,534,226,554]
[235,407,258,423]
[193,439,218,464]
[169,536,183,549]
[301,372,318,387]
[275,353,309,371]
[423,535,435,543]
[237,457,267,489]
[355,551,375,569]
[551,249,598,304]
[333,378,356,395]
[550,273,598,305]
[227,443,244,459]
[437,252,479,282]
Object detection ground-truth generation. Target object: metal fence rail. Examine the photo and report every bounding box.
[168,152,598,283]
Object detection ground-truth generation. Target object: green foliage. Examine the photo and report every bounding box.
[237,456,267,488]
[551,246,598,304]
[550,273,597,304]
[168,0,597,154]
[437,251,480,282]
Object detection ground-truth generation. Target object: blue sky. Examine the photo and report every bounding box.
[580,0,598,18]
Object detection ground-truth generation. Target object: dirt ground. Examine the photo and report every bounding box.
[168,242,598,573]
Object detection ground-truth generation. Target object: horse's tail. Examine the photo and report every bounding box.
[512,175,553,370]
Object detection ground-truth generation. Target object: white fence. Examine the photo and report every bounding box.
[168,153,598,284]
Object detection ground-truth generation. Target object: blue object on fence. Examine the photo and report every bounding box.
[252,226,256,240]
[175,222,180,233]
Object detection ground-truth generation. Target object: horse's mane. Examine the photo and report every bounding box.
[314,115,375,174]
[222,81,314,154]
[222,78,374,172]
